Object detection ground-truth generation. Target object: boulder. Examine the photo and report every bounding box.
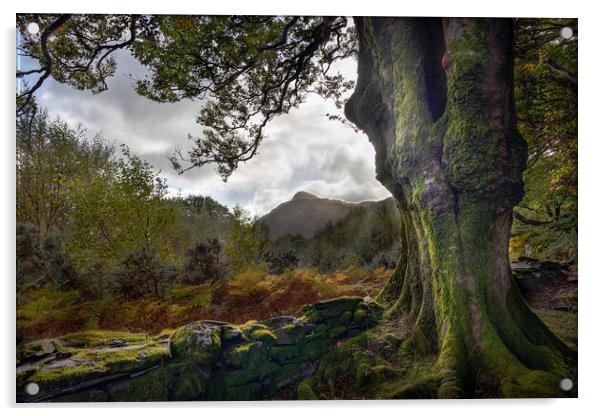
[301,296,363,321]
[221,325,245,342]
[169,322,222,364]
[17,297,384,402]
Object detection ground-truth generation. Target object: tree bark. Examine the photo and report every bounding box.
[346,17,575,398]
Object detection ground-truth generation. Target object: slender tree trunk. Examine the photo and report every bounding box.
[346,17,575,398]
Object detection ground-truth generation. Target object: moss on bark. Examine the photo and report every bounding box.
[343,17,576,398]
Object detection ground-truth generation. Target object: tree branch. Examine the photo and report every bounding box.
[513,210,552,226]
[17,14,72,115]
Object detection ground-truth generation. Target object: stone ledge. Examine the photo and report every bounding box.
[16,296,383,402]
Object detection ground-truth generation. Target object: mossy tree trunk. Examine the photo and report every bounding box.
[346,17,575,398]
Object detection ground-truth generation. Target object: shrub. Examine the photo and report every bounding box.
[180,238,226,284]
[263,249,299,274]
[16,224,77,294]
[112,247,177,300]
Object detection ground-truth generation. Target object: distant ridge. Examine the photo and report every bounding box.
[260,191,394,239]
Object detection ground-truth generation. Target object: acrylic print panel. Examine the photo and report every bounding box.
[15,15,578,401]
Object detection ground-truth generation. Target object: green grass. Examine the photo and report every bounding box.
[533,308,578,350]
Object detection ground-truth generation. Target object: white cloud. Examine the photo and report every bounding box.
[37,51,392,216]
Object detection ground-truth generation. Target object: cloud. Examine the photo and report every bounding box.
[37,51,392,216]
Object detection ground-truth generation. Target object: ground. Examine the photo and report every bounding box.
[16,262,577,401]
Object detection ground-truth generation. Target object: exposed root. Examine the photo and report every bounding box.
[304,307,577,399]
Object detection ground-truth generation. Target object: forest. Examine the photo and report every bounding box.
[16,112,400,340]
[16,16,577,401]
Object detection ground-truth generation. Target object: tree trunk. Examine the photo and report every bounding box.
[346,17,575,398]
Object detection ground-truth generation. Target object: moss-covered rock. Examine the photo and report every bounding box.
[169,322,222,364]
[223,342,264,368]
[58,330,149,349]
[17,330,170,402]
[223,382,262,401]
[17,298,385,402]
[25,343,170,394]
[221,325,245,342]
[273,323,306,345]
[272,362,316,389]
[297,379,319,400]
[270,344,304,364]
[107,360,208,401]
[351,301,384,328]
[248,328,277,344]
[51,388,109,402]
[301,296,363,322]
[17,339,60,363]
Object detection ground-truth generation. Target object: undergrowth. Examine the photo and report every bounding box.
[17,266,392,343]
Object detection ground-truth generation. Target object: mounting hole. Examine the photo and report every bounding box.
[560,27,573,40]
[559,378,573,391]
[26,22,40,35]
[25,382,39,396]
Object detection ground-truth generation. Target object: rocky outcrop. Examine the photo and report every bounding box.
[16,297,383,402]
[511,257,569,291]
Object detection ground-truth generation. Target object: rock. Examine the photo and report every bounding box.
[270,344,304,364]
[107,340,128,348]
[106,360,207,401]
[351,301,384,328]
[201,320,229,327]
[17,298,385,402]
[223,342,264,368]
[247,328,277,344]
[260,316,297,326]
[274,363,306,388]
[17,339,58,364]
[301,296,363,321]
[511,257,565,292]
[42,357,94,370]
[169,322,222,364]
[223,382,262,401]
[273,323,307,345]
[221,325,244,342]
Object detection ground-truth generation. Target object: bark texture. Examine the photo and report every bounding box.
[345,17,576,398]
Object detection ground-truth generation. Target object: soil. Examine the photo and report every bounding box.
[521,266,578,311]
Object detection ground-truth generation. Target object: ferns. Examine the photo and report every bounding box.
[169,283,214,310]
[16,267,392,343]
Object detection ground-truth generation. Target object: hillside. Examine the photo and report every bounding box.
[261,191,395,239]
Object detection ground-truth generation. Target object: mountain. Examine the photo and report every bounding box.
[260,191,395,239]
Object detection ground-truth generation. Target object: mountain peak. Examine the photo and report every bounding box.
[292,191,319,200]
[261,192,395,239]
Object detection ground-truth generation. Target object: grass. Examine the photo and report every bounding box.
[533,308,578,350]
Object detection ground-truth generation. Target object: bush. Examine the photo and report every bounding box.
[263,249,299,274]
[180,239,226,284]
[112,247,177,300]
[17,224,77,294]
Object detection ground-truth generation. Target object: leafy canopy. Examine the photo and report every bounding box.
[17,14,356,179]
[512,18,577,259]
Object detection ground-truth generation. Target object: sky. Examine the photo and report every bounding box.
[34,51,392,216]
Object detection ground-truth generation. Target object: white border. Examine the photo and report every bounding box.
[1,1,599,415]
